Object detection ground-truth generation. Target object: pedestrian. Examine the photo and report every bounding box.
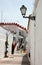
[4,41,8,57]
[11,40,16,54]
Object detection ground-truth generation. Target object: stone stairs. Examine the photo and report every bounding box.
[0,53,30,65]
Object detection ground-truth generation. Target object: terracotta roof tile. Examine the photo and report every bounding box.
[0,22,28,32]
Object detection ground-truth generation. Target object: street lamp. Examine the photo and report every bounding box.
[20,5,35,30]
[20,5,35,20]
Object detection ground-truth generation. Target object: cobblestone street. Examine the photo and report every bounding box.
[0,53,30,65]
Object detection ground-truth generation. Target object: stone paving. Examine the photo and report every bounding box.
[0,53,30,65]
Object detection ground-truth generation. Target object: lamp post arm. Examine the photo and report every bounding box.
[23,15,36,20]
[23,16,30,18]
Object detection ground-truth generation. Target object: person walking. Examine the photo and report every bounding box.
[11,40,16,54]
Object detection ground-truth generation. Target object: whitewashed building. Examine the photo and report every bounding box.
[0,23,27,58]
[29,0,42,65]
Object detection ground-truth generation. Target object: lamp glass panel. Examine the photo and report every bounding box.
[21,8,26,15]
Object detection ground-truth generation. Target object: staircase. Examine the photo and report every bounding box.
[0,53,30,65]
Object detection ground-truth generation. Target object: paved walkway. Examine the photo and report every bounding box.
[0,53,30,65]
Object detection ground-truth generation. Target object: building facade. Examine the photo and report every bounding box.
[0,23,27,58]
[29,0,42,65]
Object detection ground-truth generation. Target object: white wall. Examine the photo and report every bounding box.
[8,33,13,55]
[28,0,42,65]
[29,19,35,65]
[0,27,6,58]
[0,27,13,58]
[30,0,42,65]
[35,0,42,65]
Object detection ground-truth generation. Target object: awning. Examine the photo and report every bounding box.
[0,23,27,33]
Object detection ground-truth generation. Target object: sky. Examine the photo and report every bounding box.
[0,0,35,28]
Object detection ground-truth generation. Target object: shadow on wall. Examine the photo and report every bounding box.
[21,54,30,65]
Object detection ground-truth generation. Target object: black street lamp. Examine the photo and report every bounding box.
[20,5,35,20]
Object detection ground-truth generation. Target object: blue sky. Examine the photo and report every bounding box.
[0,0,35,28]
